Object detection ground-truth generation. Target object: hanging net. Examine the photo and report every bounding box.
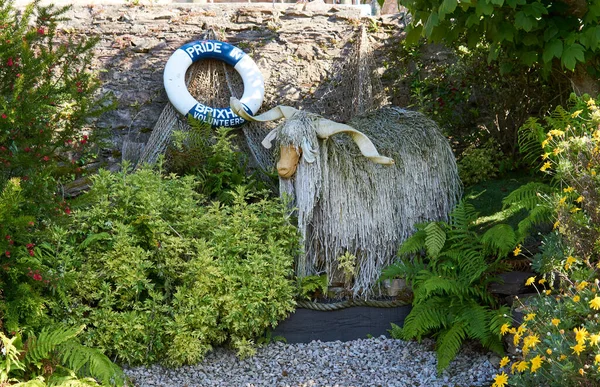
[134,25,385,172]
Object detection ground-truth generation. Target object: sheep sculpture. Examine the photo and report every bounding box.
[231,97,462,297]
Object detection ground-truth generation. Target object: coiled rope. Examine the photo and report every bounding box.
[296,299,410,311]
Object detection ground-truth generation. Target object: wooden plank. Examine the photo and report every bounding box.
[272,305,412,343]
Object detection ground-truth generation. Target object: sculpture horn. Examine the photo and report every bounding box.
[315,119,395,165]
[230,97,298,122]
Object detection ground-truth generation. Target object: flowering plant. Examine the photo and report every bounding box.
[491,276,600,386]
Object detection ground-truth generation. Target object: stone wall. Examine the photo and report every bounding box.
[50,2,405,166]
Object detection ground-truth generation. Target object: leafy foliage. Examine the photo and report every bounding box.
[0,326,123,386]
[167,122,270,203]
[0,0,112,216]
[51,163,298,366]
[394,0,600,74]
[383,200,512,372]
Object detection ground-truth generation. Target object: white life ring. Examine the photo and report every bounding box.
[163,40,265,128]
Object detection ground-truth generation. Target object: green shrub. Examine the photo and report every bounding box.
[383,200,513,372]
[53,164,298,366]
[458,139,503,187]
[0,0,112,215]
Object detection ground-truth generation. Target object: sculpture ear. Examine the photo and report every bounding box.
[261,128,278,149]
[301,137,317,164]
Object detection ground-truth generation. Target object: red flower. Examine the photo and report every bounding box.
[4,251,10,257]
[7,57,13,67]
[42,156,49,161]
[28,250,34,257]
[28,221,34,226]
[26,243,34,249]
[4,235,10,240]
[33,273,42,281]
[24,147,31,152]
[1,114,6,119]
[37,27,44,35]
[15,73,20,78]
[64,207,71,215]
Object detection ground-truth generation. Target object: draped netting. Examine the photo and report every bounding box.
[134,25,385,171]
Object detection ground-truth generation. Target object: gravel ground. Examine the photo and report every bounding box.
[124,337,501,387]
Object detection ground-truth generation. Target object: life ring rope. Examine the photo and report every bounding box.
[163,40,265,128]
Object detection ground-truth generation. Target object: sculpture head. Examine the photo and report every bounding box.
[230,97,394,179]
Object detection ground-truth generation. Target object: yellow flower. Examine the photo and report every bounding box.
[595,353,600,364]
[538,278,546,285]
[525,276,535,286]
[553,147,564,155]
[542,152,551,160]
[500,323,511,336]
[523,334,540,349]
[593,170,597,177]
[513,245,522,256]
[565,256,577,270]
[553,220,560,230]
[516,361,529,372]
[509,327,517,334]
[577,281,589,291]
[540,161,552,172]
[530,355,543,373]
[588,99,597,108]
[559,354,567,361]
[492,372,509,387]
[541,139,550,148]
[570,207,581,213]
[571,110,583,118]
[576,195,584,203]
[571,342,586,355]
[499,356,510,368]
[552,318,561,327]
[513,333,522,346]
[524,313,536,321]
[558,196,567,205]
[579,368,585,376]
[545,289,552,295]
[517,324,527,335]
[546,348,553,355]
[590,333,600,346]
[575,327,589,343]
[573,295,581,302]
[590,296,600,310]
[564,186,575,193]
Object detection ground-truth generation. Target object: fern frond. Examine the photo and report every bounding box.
[461,302,490,342]
[502,182,554,211]
[24,326,84,367]
[481,224,516,257]
[435,321,467,373]
[449,200,478,232]
[517,205,553,238]
[398,227,427,256]
[402,297,452,339]
[424,222,446,258]
[59,341,125,386]
[517,117,546,166]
